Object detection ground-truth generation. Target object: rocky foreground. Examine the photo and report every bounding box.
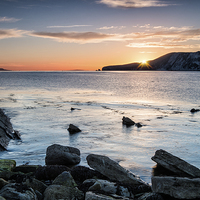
[1,109,200,200]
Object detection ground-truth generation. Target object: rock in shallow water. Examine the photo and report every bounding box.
[45,144,81,166]
[68,124,81,134]
[151,149,200,178]
[122,116,135,126]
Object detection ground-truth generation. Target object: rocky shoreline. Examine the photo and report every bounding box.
[1,109,200,200]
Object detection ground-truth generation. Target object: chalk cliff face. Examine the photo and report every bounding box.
[102,51,200,71]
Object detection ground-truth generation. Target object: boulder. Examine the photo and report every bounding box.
[0,183,37,200]
[151,149,200,178]
[35,165,70,180]
[0,159,16,171]
[13,165,41,174]
[85,191,130,200]
[70,165,107,185]
[0,179,8,190]
[137,192,164,200]
[24,178,48,194]
[45,144,81,166]
[0,171,16,181]
[151,176,200,199]
[67,124,81,134]
[87,179,134,198]
[43,185,84,200]
[86,154,146,186]
[122,116,135,126]
[52,171,77,187]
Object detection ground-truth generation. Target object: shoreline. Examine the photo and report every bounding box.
[1,108,200,199]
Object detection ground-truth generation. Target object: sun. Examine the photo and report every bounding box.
[137,60,152,70]
[142,60,146,64]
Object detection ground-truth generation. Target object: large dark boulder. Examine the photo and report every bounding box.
[152,176,200,199]
[70,166,107,185]
[86,154,147,186]
[45,144,81,166]
[151,149,200,178]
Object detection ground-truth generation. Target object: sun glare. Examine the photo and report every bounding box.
[142,60,146,64]
[137,60,152,70]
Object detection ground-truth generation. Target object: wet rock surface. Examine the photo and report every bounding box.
[122,116,135,126]
[68,124,81,134]
[0,109,20,151]
[151,149,200,178]
[45,144,81,166]
[86,154,147,186]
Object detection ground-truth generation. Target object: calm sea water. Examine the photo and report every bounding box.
[0,71,200,183]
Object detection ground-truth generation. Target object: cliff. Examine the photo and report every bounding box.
[102,51,200,71]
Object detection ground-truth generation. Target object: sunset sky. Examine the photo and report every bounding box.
[0,0,200,71]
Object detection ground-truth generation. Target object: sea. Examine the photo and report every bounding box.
[0,71,200,184]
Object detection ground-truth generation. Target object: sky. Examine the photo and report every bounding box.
[0,0,200,71]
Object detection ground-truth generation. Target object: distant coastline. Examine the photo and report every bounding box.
[0,68,10,71]
[102,51,200,71]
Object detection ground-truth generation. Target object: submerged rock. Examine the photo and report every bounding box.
[45,144,81,166]
[67,124,81,134]
[86,154,147,186]
[135,123,142,128]
[151,149,200,178]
